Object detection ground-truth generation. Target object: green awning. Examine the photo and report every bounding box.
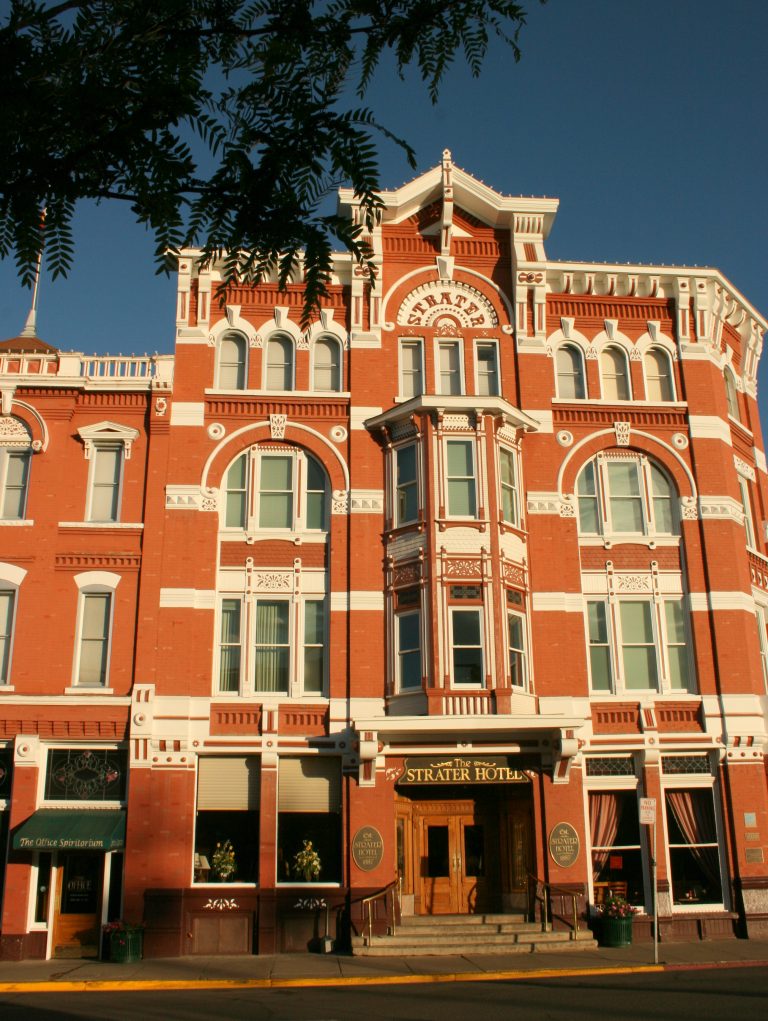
[13,810,125,851]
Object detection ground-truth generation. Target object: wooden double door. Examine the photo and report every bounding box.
[419,807,489,914]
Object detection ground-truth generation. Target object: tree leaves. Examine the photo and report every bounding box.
[1,0,538,324]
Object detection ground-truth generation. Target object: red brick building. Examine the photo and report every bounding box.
[1,154,767,959]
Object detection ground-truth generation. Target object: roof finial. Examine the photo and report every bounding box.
[19,207,46,338]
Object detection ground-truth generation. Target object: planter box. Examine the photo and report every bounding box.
[600,916,633,947]
[109,929,143,963]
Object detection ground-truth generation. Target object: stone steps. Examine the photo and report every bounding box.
[352,913,598,957]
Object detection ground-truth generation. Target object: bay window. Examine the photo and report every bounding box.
[507,611,527,688]
[451,608,483,686]
[395,444,418,526]
[446,439,477,517]
[499,448,519,525]
[396,610,422,690]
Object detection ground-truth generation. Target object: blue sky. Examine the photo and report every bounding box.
[2,1,767,393]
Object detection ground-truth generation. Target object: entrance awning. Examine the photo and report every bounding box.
[12,810,125,852]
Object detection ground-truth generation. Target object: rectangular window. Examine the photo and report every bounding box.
[438,341,462,395]
[259,455,293,528]
[0,590,14,685]
[45,748,128,801]
[738,476,756,548]
[303,600,325,694]
[589,791,645,906]
[305,457,326,529]
[500,448,518,525]
[219,599,242,693]
[397,611,421,690]
[1,451,30,520]
[451,608,483,686]
[88,445,123,522]
[476,342,499,396]
[507,612,527,688]
[446,440,477,517]
[620,601,658,690]
[577,461,600,533]
[225,454,248,528]
[278,757,341,883]
[587,601,613,692]
[77,593,112,687]
[665,788,723,905]
[396,445,418,525]
[195,756,260,884]
[664,599,692,691]
[757,606,768,691]
[400,340,423,398]
[607,462,644,533]
[254,600,290,693]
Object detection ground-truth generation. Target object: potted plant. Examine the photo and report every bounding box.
[292,839,322,882]
[598,894,638,947]
[210,839,237,882]
[103,920,144,963]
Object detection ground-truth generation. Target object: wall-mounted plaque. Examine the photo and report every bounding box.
[351,826,384,872]
[548,822,580,868]
[400,757,529,785]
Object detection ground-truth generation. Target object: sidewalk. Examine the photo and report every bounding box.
[1,939,767,993]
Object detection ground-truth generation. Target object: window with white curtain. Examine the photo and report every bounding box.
[217,332,247,389]
[1,449,30,520]
[313,336,341,391]
[585,596,694,694]
[217,597,327,696]
[399,339,423,398]
[475,342,499,396]
[600,346,631,401]
[87,444,123,522]
[265,334,294,390]
[499,448,519,525]
[644,348,674,401]
[437,341,462,395]
[223,447,328,533]
[0,590,15,685]
[507,611,527,688]
[555,344,586,399]
[445,439,477,517]
[75,592,113,687]
[737,475,756,548]
[576,454,678,537]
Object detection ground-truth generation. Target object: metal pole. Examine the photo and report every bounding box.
[652,821,659,965]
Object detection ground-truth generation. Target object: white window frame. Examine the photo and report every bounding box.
[660,773,727,912]
[216,331,248,389]
[312,335,342,392]
[85,443,124,523]
[395,608,422,692]
[263,333,295,391]
[222,447,328,536]
[444,437,478,519]
[643,347,675,402]
[737,475,756,549]
[216,595,328,698]
[584,594,696,696]
[449,607,485,688]
[576,453,678,539]
[77,422,138,526]
[507,610,528,689]
[70,572,121,692]
[475,340,500,396]
[436,339,464,396]
[399,338,424,399]
[393,442,419,527]
[756,605,768,692]
[584,783,649,913]
[499,446,519,526]
[600,345,632,401]
[555,344,587,400]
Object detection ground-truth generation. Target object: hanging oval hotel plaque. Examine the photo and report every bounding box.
[548,822,580,868]
[351,826,384,872]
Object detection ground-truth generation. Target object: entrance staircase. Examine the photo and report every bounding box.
[352,912,598,957]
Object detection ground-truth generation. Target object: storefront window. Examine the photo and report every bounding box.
[277,757,341,884]
[589,791,645,906]
[194,757,260,884]
[665,788,723,905]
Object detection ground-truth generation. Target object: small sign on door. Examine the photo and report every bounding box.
[639,798,656,825]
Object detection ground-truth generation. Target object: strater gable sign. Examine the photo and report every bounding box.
[397,280,498,329]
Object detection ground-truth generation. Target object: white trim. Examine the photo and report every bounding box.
[58,521,144,529]
[170,402,205,427]
[159,588,216,609]
[689,591,757,613]
[350,407,382,430]
[525,410,554,433]
[688,416,732,445]
[754,447,767,474]
[73,571,121,591]
[349,489,384,514]
[532,592,584,612]
[0,562,27,586]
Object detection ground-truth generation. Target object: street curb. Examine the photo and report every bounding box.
[2,960,766,994]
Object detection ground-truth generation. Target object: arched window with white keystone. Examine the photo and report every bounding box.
[265,334,295,391]
[0,416,33,521]
[600,346,631,401]
[222,445,329,534]
[77,422,139,524]
[0,562,26,686]
[644,347,675,402]
[555,344,587,399]
[216,331,247,389]
[312,335,342,392]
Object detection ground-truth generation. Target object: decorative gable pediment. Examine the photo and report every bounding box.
[77,421,139,459]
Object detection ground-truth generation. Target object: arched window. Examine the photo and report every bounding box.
[724,368,740,421]
[265,335,294,391]
[644,348,674,402]
[0,417,32,520]
[600,347,631,401]
[217,332,247,389]
[313,336,341,391]
[223,447,328,532]
[556,345,586,399]
[576,454,678,536]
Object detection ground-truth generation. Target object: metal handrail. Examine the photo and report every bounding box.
[360,876,401,946]
[527,873,580,938]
